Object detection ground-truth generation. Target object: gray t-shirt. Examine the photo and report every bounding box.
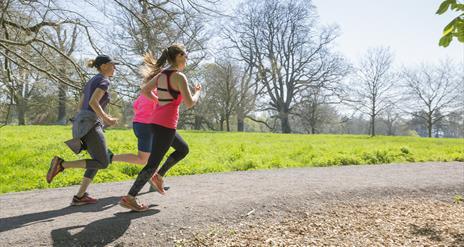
[81,74,110,112]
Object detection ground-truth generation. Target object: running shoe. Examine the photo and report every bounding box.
[119,195,148,212]
[71,192,97,206]
[149,173,166,195]
[46,156,64,183]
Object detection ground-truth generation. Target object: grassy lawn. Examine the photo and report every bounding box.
[0,125,463,194]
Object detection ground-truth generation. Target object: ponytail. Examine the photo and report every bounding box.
[139,50,167,84]
[86,59,96,68]
[139,44,185,84]
[157,48,168,68]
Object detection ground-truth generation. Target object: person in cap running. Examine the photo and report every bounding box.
[46,54,120,206]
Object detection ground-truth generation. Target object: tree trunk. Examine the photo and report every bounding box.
[219,117,224,131]
[237,117,244,132]
[387,122,393,136]
[194,115,202,130]
[237,108,245,132]
[309,103,317,134]
[280,111,291,133]
[311,125,316,134]
[17,98,26,125]
[120,102,128,127]
[427,116,433,138]
[370,115,376,137]
[225,115,230,132]
[56,83,67,124]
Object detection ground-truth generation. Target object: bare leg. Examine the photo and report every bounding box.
[76,177,92,198]
[62,160,86,169]
[112,151,150,165]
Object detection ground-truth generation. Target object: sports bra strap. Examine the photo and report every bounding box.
[156,69,180,101]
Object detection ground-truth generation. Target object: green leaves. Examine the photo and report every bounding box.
[436,0,464,14]
[436,0,454,15]
[443,19,457,36]
[439,33,453,47]
[437,1,464,47]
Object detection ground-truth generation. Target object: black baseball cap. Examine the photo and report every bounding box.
[94,55,120,67]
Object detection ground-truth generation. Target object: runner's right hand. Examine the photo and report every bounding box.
[194,83,202,93]
[104,116,118,126]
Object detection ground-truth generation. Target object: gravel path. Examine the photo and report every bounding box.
[0,162,463,246]
[175,198,464,246]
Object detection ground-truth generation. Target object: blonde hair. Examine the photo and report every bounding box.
[86,59,103,72]
[139,44,186,83]
[86,59,96,68]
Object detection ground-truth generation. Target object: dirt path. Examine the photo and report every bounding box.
[0,162,463,246]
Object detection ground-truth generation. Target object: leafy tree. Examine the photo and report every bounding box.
[436,0,464,47]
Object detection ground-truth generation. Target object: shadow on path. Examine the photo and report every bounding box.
[51,205,159,247]
[0,190,155,233]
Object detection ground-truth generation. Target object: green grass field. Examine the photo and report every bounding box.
[0,125,463,194]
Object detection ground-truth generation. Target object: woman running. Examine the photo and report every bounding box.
[46,54,119,205]
[119,44,201,211]
[112,51,190,195]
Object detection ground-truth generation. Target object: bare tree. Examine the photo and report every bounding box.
[381,104,401,136]
[293,88,335,134]
[402,61,462,137]
[204,62,239,131]
[442,110,464,138]
[225,0,344,133]
[292,60,349,134]
[199,60,256,131]
[1,0,214,125]
[293,99,340,134]
[90,0,212,100]
[43,25,79,124]
[0,0,103,124]
[235,62,256,132]
[349,47,397,137]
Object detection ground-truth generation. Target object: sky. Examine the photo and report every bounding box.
[309,0,463,67]
[63,0,461,118]
[215,0,464,68]
[71,0,464,69]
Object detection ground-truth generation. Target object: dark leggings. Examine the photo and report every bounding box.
[128,124,188,196]
[158,132,189,176]
[81,125,111,179]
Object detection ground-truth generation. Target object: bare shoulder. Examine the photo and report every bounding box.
[148,73,161,84]
[173,71,188,83]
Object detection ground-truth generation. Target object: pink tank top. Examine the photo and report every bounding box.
[132,93,157,124]
[133,70,183,129]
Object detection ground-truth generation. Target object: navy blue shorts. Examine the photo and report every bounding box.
[133,122,153,152]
